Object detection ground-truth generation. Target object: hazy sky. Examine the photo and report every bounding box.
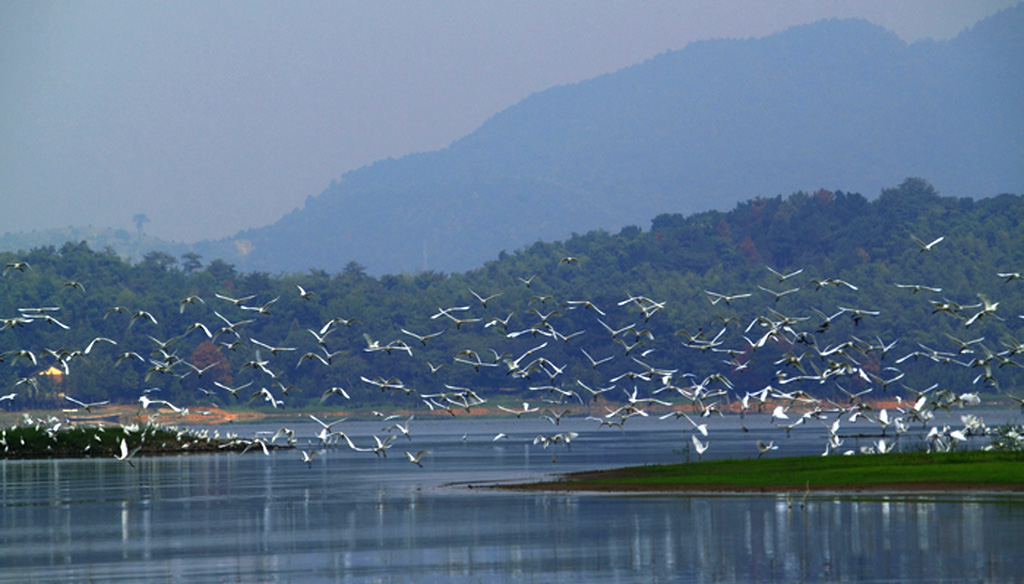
[2,1,1018,243]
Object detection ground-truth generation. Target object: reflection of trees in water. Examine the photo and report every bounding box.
[2,432,1021,581]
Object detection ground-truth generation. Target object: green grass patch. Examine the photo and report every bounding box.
[547,451,1024,491]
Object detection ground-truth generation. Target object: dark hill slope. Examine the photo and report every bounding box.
[196,8,1023,275]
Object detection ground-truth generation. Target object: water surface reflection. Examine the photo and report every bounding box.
[1,417,1022,582]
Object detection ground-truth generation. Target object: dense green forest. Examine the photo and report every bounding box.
[1,179,1022,415]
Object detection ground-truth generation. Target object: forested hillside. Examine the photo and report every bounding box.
[1,179,1021,418]
[189,8,1023,275]
[5,10,1021,277]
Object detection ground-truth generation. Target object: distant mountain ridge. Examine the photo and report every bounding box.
[7,7,1022,275]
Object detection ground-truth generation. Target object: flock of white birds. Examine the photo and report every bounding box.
[2,234,1023,469]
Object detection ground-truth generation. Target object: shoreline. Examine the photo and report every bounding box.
[3,396,1014,429]
[480,477,1024,495]
[473,450,1024,495]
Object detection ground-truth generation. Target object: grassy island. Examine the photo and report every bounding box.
[500,451,1024,493]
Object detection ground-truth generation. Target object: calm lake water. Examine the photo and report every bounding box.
[2,412,1023,583]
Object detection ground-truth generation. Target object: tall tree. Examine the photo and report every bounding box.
[132,213,150,233]
[180,252,203,274]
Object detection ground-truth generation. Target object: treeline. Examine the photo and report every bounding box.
[1,178,1021,412]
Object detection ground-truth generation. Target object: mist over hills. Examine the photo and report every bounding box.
[7,7,1023,276]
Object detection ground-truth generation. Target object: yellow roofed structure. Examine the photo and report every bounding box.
[38,366,64,380]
